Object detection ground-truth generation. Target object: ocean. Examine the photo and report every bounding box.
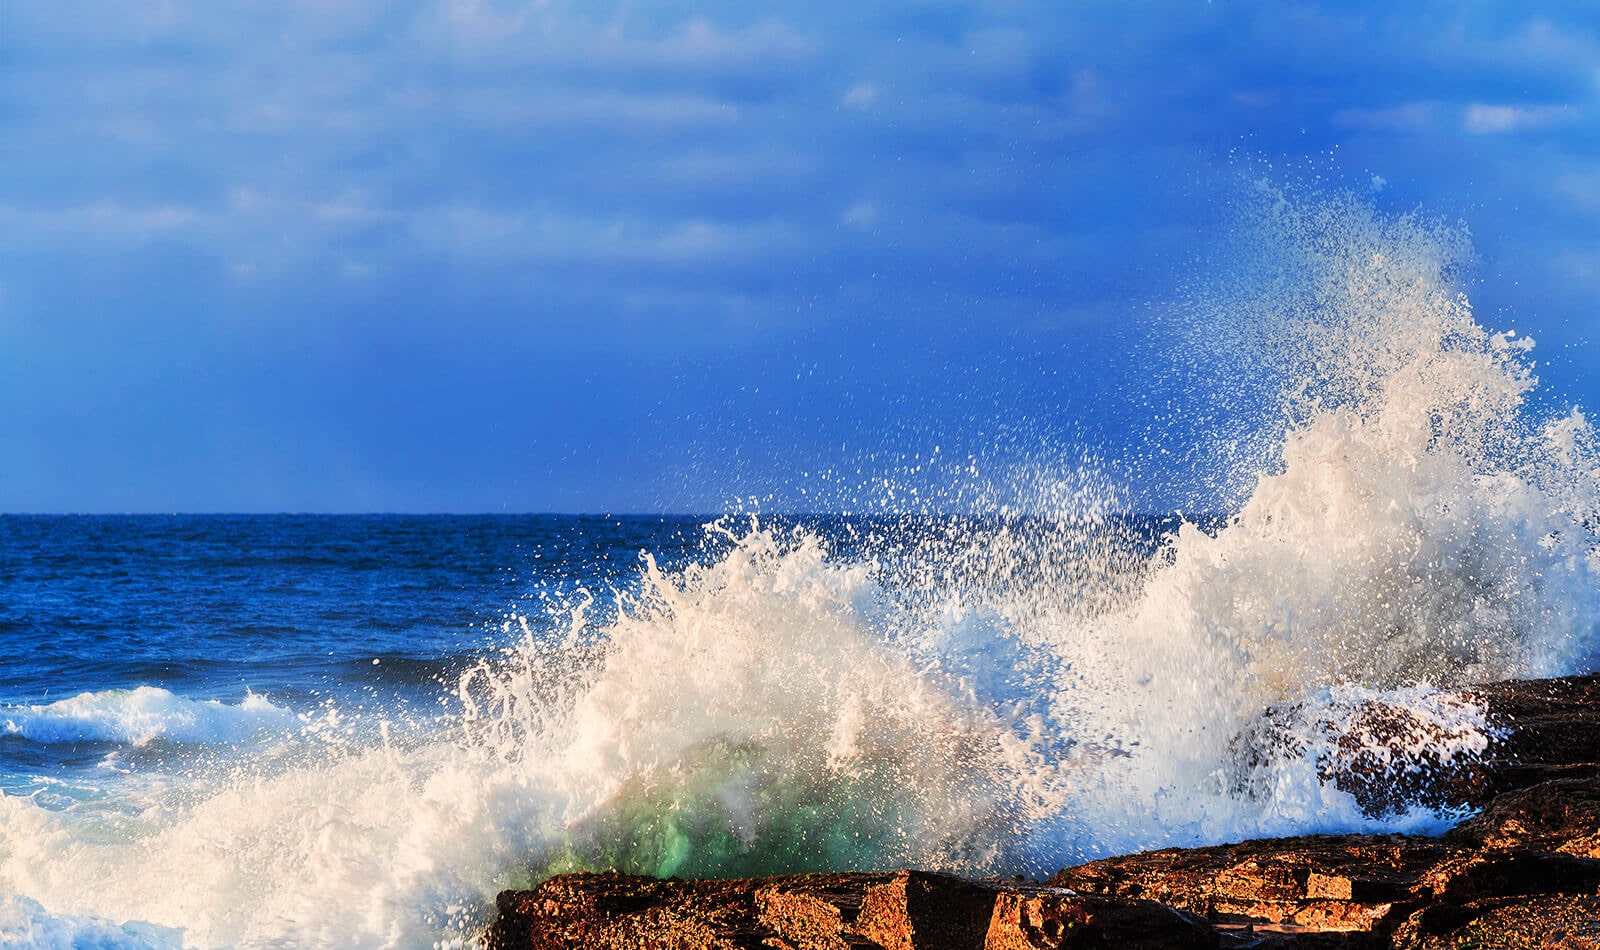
[3,190,1598,948]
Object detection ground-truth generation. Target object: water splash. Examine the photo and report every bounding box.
[457,521,1064,880]
[1,185,1597,948]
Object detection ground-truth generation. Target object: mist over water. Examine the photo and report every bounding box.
[2,186,1598,948]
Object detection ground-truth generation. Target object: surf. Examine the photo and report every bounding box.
[0,183,1596,948]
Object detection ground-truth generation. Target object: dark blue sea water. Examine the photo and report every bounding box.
[0,514,710,705]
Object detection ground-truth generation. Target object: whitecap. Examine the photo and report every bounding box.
[2,687,297,746]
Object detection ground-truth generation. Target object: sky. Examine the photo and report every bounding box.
[1,1,1598,513]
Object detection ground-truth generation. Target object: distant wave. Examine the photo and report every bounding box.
[2,687,297,746]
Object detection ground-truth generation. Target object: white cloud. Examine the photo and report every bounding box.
[312,191,395,225]
[398,208,799,267]
[441,205,526,250]
[92,203,197,232]
[583,216,799,266]
[1554,248,1600,287]
[439,0,529,46]
[660,17,808,65]
[1463,102,1570,135]
[842,83,880,110]
[0,202,202,246]
[841,202,878,229]
[963,26,1032,79]
[452,87,742,130]
[651,147,813,186]
[413,7,808,71]
[1502,17,1600,75]
[1042,69,1117,135]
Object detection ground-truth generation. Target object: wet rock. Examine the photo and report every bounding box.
[482,873,769,950]
[1230,673,1600,820]
[1051,834,1446,935]
[1389,895,1600,949]
[1229,696,1492,820]
[481,870,1218,949]
[1447,777,1600,854]
[1471,673,1600,793]
[1419,847,1600,904]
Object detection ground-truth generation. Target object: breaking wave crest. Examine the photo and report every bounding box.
[1,184,1597,948]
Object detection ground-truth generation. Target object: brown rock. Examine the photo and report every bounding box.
[1230,673,1600,821]
[1448,778,1600,853]
[1045,672,1600,946]
[1390,894,1600,949]
[1231,695,1492,821]
[1053,785,1600,944]
[1419,848,1600,903]
[1316,698,1497,818]
[1051,834,1445,934]
[1472,673,1600,793]
[481,870,1217,949]
[483,873,775,950]
[984,887,1216,949]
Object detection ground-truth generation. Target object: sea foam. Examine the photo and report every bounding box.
[0,896,182,950]
[2,688,297,747]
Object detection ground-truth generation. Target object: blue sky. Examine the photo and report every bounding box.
[2,1,1598,513]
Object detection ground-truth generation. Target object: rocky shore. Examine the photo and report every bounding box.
[482,673,1600,949]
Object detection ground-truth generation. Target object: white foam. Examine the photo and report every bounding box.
[0,895,182,950]
[2,688,298,746]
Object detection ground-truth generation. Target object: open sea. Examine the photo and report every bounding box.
[3,192,1599,948]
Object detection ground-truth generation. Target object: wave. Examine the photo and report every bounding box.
[1,688,298,747]
[1,184,1596,948]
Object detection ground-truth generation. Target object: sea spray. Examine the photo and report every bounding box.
[1144,186,1600,692]
[1014,185,1600,856]
[457,520,1063,880]
[0,186,1597,948]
